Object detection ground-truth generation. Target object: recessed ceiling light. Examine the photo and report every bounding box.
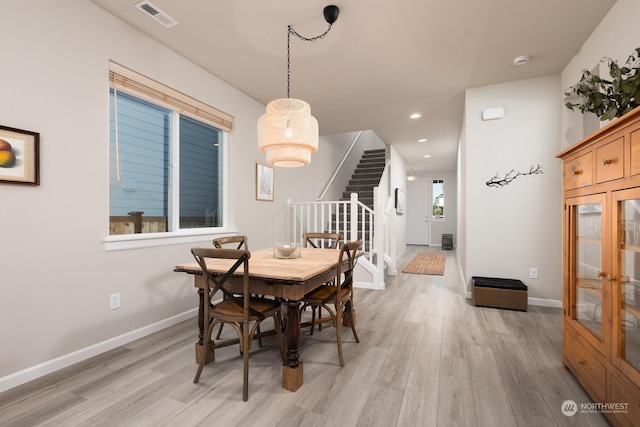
[423,154,431,158]
[410,113,422,119]
[418,138,427,142]
[513,55,530,66]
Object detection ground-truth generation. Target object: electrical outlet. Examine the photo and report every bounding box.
[529,268,538,279]
[110,293,121,310]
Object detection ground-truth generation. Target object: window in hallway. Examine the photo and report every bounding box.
[432,179,444,219]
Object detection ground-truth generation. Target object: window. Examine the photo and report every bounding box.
[108,62,232,237]
[432,179,444,219]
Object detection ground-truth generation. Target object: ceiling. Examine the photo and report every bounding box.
[90,0,616,172]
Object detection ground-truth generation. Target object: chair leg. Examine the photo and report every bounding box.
[318,306,323,331]
[257,324,264,348]
[193,348,206,383]
[215,323,224,340]
[242,321,250,402]
[346,300,360,343]
[335,305,345,367]
[350,324,360,343]
[309,306,316,335]
[194,321,214,383]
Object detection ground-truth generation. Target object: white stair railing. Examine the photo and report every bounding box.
[289,194,374,258]
[288,195,391,290]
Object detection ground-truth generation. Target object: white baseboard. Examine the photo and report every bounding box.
[527,297,562,308]
[355,280,384,290]
[463,291,561,309]
[0,308,197,394]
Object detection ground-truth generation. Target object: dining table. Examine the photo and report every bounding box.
[174,246,357,392]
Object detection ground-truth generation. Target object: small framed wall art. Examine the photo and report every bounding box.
[256,163,274,201]
[0,125,40,185]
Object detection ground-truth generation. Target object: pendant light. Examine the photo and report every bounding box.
[407,169,417,181]
[257,5,340,167]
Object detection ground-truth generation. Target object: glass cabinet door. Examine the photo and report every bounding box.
[616,196,640,378]
[572,201,605,341]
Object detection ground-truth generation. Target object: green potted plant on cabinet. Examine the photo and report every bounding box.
[565,47,640,121]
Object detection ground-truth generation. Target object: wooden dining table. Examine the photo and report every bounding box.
[174,247,355,392]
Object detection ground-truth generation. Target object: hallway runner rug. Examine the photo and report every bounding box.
[402,252,446,275]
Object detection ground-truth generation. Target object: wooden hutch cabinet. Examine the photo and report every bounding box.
[558,106,640,426]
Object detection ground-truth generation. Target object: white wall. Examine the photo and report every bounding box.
[561,0,640,149]
[0,0,354,388]
[463,75,563,303]
[457,124,467,281]
[389,145,407,256]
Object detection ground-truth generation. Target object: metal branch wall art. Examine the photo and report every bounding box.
[486,164,543,187]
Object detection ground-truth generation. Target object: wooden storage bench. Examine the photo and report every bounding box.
[471,276,528,311]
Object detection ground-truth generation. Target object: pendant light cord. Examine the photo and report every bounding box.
[287,23,333,98]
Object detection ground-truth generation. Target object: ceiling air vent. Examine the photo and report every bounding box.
[135,1,178,28]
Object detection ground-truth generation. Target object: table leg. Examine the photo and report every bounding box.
[194,288,213,364]
[282,300,303,391]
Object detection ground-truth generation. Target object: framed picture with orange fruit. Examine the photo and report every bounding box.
[0,125,39,185]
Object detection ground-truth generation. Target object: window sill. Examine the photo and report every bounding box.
[103,229,238,252]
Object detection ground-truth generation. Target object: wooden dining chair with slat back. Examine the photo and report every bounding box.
[302,232,343,334]
[300,239,362,367]
[191,247,285,401]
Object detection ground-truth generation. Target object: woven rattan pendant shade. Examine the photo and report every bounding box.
[257,98,318,167]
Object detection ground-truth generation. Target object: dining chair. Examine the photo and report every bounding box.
[191,247,285,401]
[212,236,253,341]
[300,239,362,367]
[302,232,343,334]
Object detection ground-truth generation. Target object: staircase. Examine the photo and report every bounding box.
[332,149,385,248]
[288,147,395,290]
[341,149,386,209]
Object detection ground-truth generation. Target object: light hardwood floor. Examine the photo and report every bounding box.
[0,246,610,426]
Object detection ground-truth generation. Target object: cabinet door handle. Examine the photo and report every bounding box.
[597,271,607,278]
[571,166,583,176]
[602,158,613,166]
[607,274,616,282]
[578,359,585,365]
